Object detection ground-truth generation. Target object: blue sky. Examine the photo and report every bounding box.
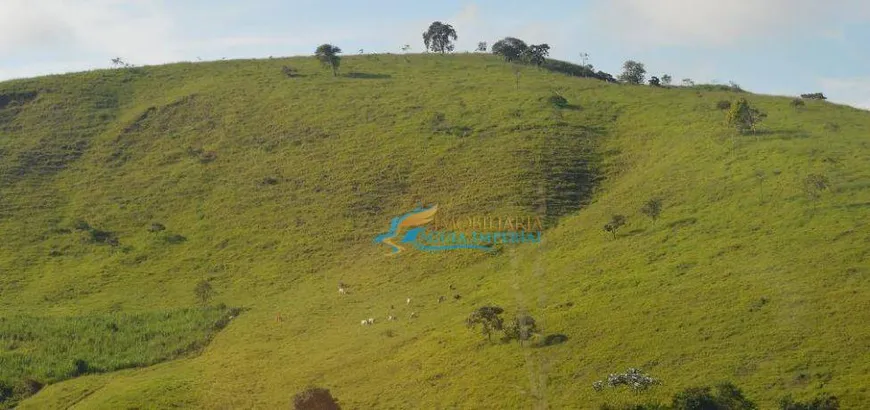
[2,0,869,109]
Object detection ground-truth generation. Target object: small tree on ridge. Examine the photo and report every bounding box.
[618,60,646,84]
[423,21,458,53]
[315,44,342,76]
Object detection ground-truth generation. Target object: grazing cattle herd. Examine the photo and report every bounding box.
[335,281,459,326]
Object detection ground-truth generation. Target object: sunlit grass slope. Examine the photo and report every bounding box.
[1,53,868,409]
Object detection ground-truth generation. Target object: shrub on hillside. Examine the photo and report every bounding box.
[149,222,166,232]
[648,76,661,87]
[800,92,827,100]
[779,394,839,410]
[727,98,766,133]
[603,214,626,239]
[89,228,119,246]
[502,314,539,345]
[194,280,214,305]
[12,377,43,399]
[73,219,91,231]
[671,383,756,410]
[640,199,662,225]
[547,94,568,108]
[791,98,806,108]
[165,234,187,244]
[282,66,299,77]
[803,173,830,200]
[430,112,447,130]
[292,386,341,410]
[199,151,217,163]
[600,404,668,410]
[716,100,732,110]
[70,359,90,377]
[0,381,13,403]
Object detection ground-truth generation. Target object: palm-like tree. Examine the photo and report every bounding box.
[315,44,342,76]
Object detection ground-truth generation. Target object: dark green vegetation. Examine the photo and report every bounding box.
[292,386,341,410]
[0,52,869,408]
[0,306,238,408]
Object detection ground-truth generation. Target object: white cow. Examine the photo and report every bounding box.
[406,297,411,305]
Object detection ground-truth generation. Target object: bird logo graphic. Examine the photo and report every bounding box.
[373,204,439,255]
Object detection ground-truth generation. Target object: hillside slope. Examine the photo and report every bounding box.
[1,54,869,409]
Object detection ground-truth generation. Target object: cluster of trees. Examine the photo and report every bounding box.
[801,92,827,100]
[599,383,839,410]
[308,21,721,88]
[465,306,539,345]
[604,199,661,239]
[491,37,550,66]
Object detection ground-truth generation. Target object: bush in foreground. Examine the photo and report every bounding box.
[779,394,839,410]
[292,387,340,410]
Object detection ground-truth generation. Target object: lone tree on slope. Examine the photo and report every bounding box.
[315,44,342,76]
[727,98,766,134]
[466,306,505,341]
[194,280,213,305]
[603,214,627,239]
[423,21,458,53]
[618,60,646,84]
[640,199,662,225]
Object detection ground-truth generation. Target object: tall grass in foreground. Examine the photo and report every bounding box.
[0,305,239,408]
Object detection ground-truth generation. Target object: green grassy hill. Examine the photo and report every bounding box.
[1,53,868,409]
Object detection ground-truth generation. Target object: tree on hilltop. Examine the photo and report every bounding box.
[522,43,550,66]
[492,37,528,62]
[618,60,646,84]
[315,44,342,76]
[423,21,458,53]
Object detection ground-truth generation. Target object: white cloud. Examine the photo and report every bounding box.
[588,0,870,48]
[0,0,183,69]
[818,77,870,110]
[0,0,77,53]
